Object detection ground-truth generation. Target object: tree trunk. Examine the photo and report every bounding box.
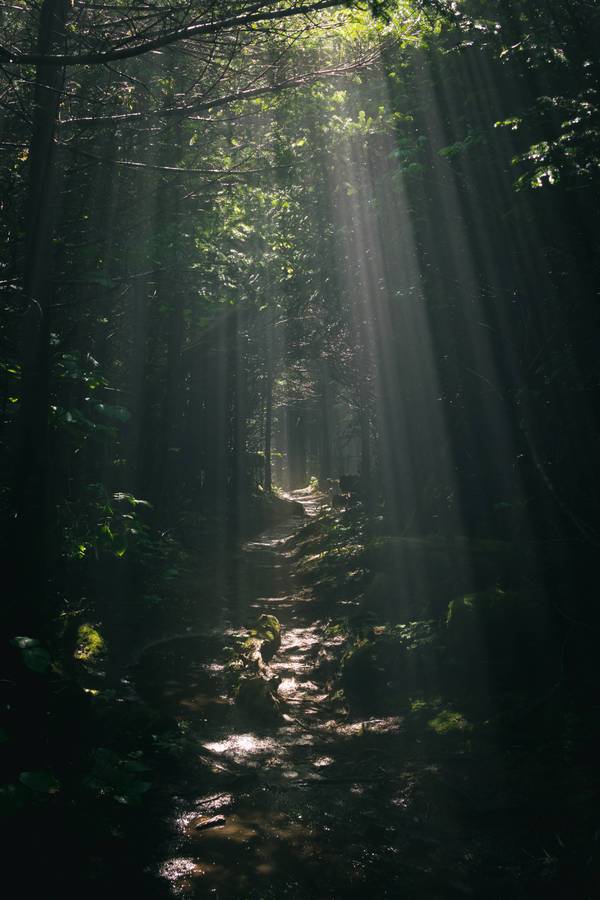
[287,403,307,490]
[319,360,333,481]
[202,323,228,514]
[8,0,70,633]
[124,280,149,494]
[264,351,273,493]
[358,372,372,503]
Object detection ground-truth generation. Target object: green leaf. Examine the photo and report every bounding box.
[494,117,522,131]
[19,771,61,794]
[23,646,52,673]
[12,635,37,650]
[12,636,52,673]
[112,492,152,508]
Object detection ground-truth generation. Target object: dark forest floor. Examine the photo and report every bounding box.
[4,490,599,899]
[124,490,599,899]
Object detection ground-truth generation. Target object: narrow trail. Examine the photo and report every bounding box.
[132,488,372,898]
[133,490,488,899]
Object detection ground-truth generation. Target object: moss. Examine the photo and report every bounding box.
[325,621,349,638]
[410,698,430,713]
[293,506,368,561]
[255,613,280,642]
[428,708,472,735]
[253,614,281,663]
[74,624,106,663]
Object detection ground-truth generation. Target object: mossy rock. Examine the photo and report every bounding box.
[445,587,552,692]
[341,621,442,711]
[447,588,529,655]
[363,536,515,618]
[255,614,281,663]
[235,674,282,721]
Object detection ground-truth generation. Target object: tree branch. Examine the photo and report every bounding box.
[58,141,293,179]
[0,0,344,66]
[58,55,378,128]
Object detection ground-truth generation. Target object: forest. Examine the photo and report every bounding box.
[1,0,599,896]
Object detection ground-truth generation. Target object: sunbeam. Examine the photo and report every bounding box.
[1,1,599,897]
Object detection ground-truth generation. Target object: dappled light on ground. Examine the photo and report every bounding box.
[134,492,507,899]
[203,732,284,766]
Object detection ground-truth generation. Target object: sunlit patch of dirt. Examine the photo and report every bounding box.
[278,676,298,697]
[313,755,334,768]
[159,856,199,880]
[389,783,413,809]
[159,856,224,893]
[249,598,298,616]
[203,661,225,674]
[203,732,284,766]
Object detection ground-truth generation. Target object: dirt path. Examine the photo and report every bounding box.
[134,489,388,898]
[132,490,517,899]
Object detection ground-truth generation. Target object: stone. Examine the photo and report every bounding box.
[192,814,226,831]
[236,674,282,721]
[256,613,281,663]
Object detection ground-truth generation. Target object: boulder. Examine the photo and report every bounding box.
[255,614,281,663]
[341,621,442,711]
[192,815,226,831]
[235,674,282,721]
[445,587,550,692]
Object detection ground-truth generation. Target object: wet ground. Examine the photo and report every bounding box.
[130,490,570,899]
